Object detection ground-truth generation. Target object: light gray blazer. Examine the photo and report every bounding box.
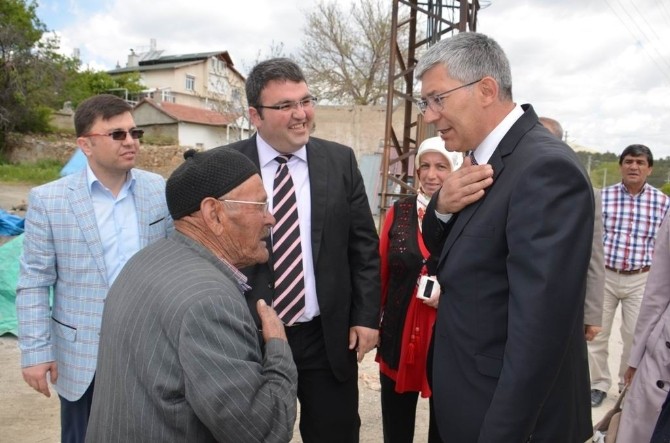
[16,168,172,400]
[584,191,605,327]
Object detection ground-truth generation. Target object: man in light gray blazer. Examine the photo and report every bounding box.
[16,94,173,443]
[86,147,297,443]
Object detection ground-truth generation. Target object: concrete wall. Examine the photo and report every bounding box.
[50,110,74,131]
[178,122,239,149]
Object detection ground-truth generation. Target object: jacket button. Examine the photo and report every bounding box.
[658,380,665,389]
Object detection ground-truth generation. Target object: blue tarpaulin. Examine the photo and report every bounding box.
[0,209,24,236]
[0,234,23,335]
[60,148,87,177]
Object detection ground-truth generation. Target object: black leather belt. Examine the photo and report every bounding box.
[284,316,320,328]
[606,265,650,275]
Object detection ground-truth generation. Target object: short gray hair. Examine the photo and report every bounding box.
[415,32,513,101]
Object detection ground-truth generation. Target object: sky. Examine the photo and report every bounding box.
[36,0,670,158]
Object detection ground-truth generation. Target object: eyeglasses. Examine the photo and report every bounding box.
[416,79,482,115]
[218,199,270,214]
[81,129,145,140]
[257,96,318,113]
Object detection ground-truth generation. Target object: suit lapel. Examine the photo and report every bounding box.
[67,170,108,285]
[237,135,261,167]
[238,135,274,268]
[306,140,327,264]
[438,104,538,265]
[132,172,152,248]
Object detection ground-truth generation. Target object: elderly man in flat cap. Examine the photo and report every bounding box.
[86,147,298,443]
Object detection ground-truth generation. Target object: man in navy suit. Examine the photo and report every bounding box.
[418,33,593,442]
[224,58,380,443]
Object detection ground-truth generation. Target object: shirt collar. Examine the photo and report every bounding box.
[471,103,524,165]
[86,163,135,194]
[618,181,649,197]
[256,133,307,168]
[219,257,251,292]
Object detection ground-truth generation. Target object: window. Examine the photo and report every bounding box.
[185,75,195,91]
[161,89,176,103]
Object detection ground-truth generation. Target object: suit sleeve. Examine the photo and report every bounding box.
[16,189,57,367]
[628,213,670,367]
[421,191,449,261]
[479,153,594,442]
[584,190,605,326]
[180,294,297,443]
[346,150,381,328]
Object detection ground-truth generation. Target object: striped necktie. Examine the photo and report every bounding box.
[468,150,478,165]
[271,155,306,325]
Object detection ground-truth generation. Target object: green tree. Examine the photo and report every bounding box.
[61,69,143,108]
[0,0,74,153]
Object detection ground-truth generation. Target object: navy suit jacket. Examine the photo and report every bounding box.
[226,135,380,381]
[423,105,594,442]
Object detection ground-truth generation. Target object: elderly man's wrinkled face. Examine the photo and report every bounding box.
[218,175,275,268]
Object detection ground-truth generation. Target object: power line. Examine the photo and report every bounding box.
[657,0,670,27]
[602,0,670,84]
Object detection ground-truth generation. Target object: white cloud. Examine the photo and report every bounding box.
[480,0,670,158]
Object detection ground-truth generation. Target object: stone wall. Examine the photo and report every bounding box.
[7,134,189,178]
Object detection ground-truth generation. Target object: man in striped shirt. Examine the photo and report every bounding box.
[588,144,670,407]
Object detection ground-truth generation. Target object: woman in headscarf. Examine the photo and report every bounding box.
[376,137,462,443]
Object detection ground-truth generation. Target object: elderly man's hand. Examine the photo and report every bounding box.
[436,156,493,214]
[257,299,288,342]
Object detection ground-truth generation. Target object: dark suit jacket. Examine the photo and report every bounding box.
[228,135,381,382]
[423,105,593,442]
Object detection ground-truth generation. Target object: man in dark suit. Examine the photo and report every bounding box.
[416,33,594,442]
[225,58,380,443]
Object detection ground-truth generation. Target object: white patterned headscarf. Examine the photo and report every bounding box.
[415,137,463,231]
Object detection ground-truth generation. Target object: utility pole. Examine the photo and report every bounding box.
[378,0,481,231]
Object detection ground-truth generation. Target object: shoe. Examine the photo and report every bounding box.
[591,389,607,407]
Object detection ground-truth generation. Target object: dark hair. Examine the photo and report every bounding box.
[619,144,654,166]
[74,94,133,136]
[245,58,306,116]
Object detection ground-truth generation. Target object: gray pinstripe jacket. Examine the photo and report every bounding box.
[86,232,297,443]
